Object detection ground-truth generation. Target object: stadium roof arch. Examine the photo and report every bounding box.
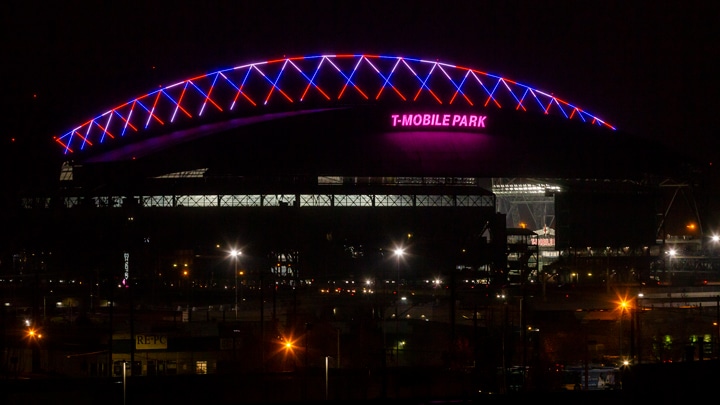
[51,53,687,189]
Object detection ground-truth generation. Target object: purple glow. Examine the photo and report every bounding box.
[384,130,491,174]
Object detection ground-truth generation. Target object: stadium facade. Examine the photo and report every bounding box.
[10,54,694,286]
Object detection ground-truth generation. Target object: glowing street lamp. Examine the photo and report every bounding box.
[230,249,242,320]
[27,328,43,340]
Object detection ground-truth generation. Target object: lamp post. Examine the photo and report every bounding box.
[716,295,720,360]
[394,247,405,367]
[636,292,643,364]
[325,355,331,400]
[667,248,676,285]
[231,250,242,320]
[122,360,127,405]
[182,266,191,321]
[618,299,629,366]
[618,298,634,366]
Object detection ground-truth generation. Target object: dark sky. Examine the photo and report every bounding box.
[3,0,719,168]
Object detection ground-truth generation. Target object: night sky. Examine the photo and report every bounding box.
[3,1,719,177]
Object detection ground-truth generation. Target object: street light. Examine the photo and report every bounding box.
[231,249,242,320]
[636,292,645,364]
[394,247,405,366]
[667,248,677,285]
[26,328,43,340]
[181,266,191,321]
[617,297,632,365]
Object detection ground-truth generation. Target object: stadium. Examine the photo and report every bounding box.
[13,54,695,283]
[2,54,716,400]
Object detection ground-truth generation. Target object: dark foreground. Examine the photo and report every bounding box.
[2,361,718,405]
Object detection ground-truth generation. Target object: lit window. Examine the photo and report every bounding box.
[195,360,207,374]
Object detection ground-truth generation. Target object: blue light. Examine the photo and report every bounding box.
[53,54,616,154]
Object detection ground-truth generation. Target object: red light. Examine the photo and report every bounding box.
[54,55,615,155]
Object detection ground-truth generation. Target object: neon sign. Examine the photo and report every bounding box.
[391,113,487,128]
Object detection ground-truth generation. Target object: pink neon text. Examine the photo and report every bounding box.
[390,114,487,128]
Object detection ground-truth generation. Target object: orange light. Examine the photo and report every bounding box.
[27,328,42,340]
[613,292,634,313]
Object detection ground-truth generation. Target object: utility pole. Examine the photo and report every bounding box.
[716,295,720,359]
[260,268,265,371]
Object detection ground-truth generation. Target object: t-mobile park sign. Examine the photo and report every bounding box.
[391,113,487,128]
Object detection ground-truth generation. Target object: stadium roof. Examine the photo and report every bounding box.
[50,54,691,188]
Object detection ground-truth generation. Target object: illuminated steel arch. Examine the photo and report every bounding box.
[54,54,615,155]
